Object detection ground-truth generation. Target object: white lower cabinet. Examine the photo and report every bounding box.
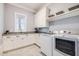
[3,33,52,56]
[3,36,16,51]
[0,36,3,55]
[15,35,28,48]
[34,34,40,46]
[28,34,35,44]
[3,34,36,51]
[40,34,53,56]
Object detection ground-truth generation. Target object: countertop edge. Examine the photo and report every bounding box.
[2,32,52,36]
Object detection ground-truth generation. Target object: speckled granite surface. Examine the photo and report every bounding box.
[2,32,52,36]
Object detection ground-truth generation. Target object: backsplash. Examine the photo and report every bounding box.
[49,15,79,35]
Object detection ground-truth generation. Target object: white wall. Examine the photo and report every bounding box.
[0,3,4,34]
[4,4,35,32]
[0,3,4,55]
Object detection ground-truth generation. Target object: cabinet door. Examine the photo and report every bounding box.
[40,34,53,56]
[3,36,10,51]
[34,34,40,46]
[20,35,28,46]
[35,7,48,27]
[28,34,35,44]
[14,35,27,48]
[3,36,16,51]
[50,9,79,21]
[0,36,3,55]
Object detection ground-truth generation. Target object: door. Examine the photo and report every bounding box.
[55,38,75,56]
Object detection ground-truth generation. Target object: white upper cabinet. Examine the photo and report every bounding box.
[35,6,49,27]
[49,9,79,21]
[48,3,79,21]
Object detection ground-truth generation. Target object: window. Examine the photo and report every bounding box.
[15,12,27,32]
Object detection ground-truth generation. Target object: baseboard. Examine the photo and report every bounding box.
[40,51,47,56]
[3,43,48,56]
[3,43,41,54]
[34,43,41,48]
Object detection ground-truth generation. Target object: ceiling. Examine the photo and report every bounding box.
[9,3,46,13]
[8,3,79,13]
[17,3,46,11]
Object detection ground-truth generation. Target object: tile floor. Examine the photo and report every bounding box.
[3,45,42,56]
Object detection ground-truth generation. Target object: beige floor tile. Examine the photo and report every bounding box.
[3,45,42,56]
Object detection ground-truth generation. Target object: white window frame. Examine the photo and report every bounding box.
[15,12,27,32]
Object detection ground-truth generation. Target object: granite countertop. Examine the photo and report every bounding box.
[2,32,37,36]
[2,32,79,39]
[2,32,52,36]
